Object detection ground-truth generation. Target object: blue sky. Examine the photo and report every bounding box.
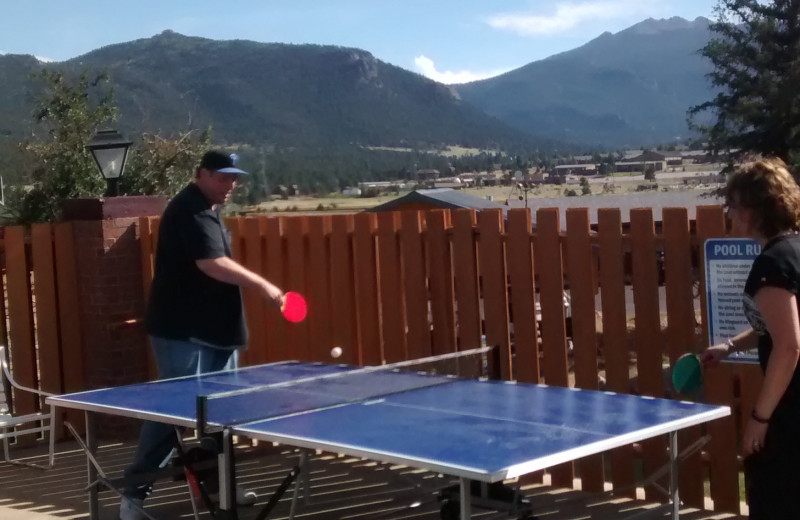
[3,1,716,84]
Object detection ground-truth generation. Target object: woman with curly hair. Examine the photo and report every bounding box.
[701,157,800,519]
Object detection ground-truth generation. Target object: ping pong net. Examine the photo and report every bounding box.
[196,346,491,437]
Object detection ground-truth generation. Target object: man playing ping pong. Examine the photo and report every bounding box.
[119,150,285,520]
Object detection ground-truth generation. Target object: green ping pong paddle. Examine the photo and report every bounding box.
[672,353,703,394]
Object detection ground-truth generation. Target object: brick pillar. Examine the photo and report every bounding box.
[62,196,166,439]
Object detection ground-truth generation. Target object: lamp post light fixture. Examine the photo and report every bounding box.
[516,181,534,209]
[86,129,132,197]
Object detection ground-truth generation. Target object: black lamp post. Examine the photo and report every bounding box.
[86,129,132,197]
[516,181,534,208]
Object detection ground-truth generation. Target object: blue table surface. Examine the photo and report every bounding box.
[49,361,729,480]
[237,378,726,479]
[51,361,457,425]
[50,362,354,421]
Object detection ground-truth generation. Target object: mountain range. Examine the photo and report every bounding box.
[456,16,715,148]
[0,17,716,152]
[0,31,548,152]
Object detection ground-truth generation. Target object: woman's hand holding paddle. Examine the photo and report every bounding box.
[700,343,729,369]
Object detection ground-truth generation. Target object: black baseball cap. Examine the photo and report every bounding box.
[198,151,248,175]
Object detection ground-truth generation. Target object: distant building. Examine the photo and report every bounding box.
[459,170,502,187]
[357,181,401,197]
[416,169,440,187]
[358,181,395,190]
[526,170,545,183]
[368,188,508,216]
[622,149,645,159]
[553,164,597,175]
[433,177,464,189]
[457,172,480,186]
[616,150,666,173]
[680,150,714,163]
[572,155,595,164]
[662,151,684,167]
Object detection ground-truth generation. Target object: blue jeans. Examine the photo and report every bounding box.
[122,336,238,499]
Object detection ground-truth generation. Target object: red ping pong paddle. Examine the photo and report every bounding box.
[281,291,307,323]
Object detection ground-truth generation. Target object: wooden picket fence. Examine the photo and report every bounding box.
[0,223,84,439]
[0,205,759,514]
[139,205,755,515]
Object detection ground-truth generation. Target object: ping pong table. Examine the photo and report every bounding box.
[47,358,730,520]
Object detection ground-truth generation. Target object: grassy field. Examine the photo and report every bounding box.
[243,167,723,214]
[364,145,497,157]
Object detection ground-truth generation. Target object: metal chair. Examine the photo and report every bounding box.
[0,346,56,469]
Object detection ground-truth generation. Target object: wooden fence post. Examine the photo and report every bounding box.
[696,205,740,513]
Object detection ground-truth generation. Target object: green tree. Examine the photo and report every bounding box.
[6,69,116,223]
[120,129,211,197]
[689,0,800,164]
[2,69,217,223]
[644,165,657,181]
[579,176,592,195]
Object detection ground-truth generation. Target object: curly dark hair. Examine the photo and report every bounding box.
[725,157,800,238]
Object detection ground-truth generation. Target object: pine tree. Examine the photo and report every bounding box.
[689,1,800,164]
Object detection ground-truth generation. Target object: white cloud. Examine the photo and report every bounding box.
[488,0,657,36]
[414,55,510,85]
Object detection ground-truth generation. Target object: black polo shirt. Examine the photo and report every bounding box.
[145,183,247,348]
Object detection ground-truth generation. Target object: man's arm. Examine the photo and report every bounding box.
[196,257,283,307]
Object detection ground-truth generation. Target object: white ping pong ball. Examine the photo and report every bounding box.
[330,346,343,358]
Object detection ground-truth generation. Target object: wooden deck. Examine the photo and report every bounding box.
[0,439,748,520]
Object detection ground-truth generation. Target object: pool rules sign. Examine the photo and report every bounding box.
[704,238,761,362]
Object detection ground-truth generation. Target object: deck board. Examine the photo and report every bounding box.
[0,440,748,519]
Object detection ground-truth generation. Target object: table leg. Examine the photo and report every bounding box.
[86,412,99,520]
[302,450,310,505]
[288,453,302,520]
[460,477,471,519]
[289,450,311,520]
[218,429,237,519]
[669,431,679,520]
